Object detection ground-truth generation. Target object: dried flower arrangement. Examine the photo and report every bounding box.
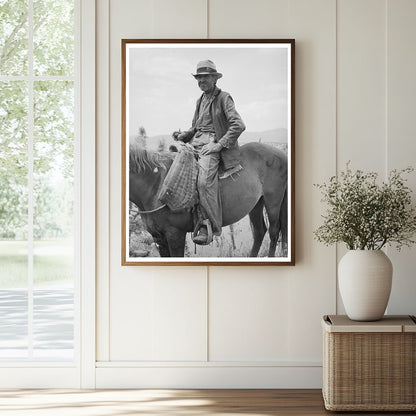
[314,164,416,250]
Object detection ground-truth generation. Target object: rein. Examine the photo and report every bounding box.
[136,203,167,214]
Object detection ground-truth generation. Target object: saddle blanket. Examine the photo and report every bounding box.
[158,145,198,211]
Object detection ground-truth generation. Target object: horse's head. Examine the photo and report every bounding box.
[129,141,166,175]
[129,141,173,209]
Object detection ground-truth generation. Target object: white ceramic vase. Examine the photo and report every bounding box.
[338,250,393,321]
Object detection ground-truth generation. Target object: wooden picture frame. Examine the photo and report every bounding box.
[122,39,295,265]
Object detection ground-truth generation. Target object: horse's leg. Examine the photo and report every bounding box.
[166,228,186,257]
[248,197,267,257]
[154,236,171,257]
[279,189,288,256]
[264,189,286,257]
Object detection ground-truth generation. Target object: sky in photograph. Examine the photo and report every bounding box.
[127,43,289,138]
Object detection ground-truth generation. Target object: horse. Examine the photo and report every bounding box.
[129,141,288,257]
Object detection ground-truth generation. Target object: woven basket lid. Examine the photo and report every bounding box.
[322,315,416,333]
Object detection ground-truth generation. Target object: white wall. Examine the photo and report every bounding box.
[95,0,416,388]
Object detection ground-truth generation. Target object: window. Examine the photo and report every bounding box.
[0,0,78,362]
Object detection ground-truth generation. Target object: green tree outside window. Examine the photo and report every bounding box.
[1,0,75,288]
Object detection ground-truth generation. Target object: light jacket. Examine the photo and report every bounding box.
[192,87,246,170]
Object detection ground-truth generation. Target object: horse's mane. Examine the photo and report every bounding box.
[129,141,168,173]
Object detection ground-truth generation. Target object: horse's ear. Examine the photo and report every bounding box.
[169,144,178,152]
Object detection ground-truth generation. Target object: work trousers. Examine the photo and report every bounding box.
[193,133,222,236]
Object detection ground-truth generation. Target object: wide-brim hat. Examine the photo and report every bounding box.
[192,59,223,79]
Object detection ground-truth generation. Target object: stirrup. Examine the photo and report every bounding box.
[192,219,213,245]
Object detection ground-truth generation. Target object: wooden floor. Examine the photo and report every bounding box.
[0,389,413,415]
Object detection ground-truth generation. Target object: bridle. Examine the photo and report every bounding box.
[136,203,167,214]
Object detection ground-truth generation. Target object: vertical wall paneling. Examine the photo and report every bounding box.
[209,0,290,38]
[151,271,208,361]
[96,0,110,362]
[110,268,208,361]
[386,0,416,314]
[336,0,387,313]
[209,268,290,362]
[150,0,208,38]
[94,0,416,388]
[106,0,209,363]
[208,0,337,367]
[285,0,337,361]
[336,0,387,171]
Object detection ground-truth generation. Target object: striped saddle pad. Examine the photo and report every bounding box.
[158,146,199,211]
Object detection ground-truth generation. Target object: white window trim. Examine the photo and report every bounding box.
[0,0,96,388]
[79,0,96,389]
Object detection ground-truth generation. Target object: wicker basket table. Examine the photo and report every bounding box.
[322,315,416,411]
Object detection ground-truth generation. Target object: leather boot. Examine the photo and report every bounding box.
[192,226,208,245]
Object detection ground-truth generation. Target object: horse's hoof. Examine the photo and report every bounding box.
[132,249,150,257]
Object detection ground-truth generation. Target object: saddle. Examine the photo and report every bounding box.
[158,143,243,245]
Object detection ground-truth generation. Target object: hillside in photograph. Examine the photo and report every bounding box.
[130,128,288,151]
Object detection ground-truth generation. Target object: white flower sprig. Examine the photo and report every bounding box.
[314,163,416,250]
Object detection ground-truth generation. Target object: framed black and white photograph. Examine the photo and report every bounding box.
[122,39,295,265]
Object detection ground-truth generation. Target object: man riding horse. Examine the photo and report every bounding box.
[173,59,246,245]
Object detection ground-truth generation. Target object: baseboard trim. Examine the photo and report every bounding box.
[96,366,323,388]
[0,367,80,388]
[96,360,321,368]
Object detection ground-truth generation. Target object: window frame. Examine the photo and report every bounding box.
[0,0,96,388]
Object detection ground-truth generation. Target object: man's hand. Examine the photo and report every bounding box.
[200,142,223,155]
[172,129,196,143]
[172,130,186,141]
